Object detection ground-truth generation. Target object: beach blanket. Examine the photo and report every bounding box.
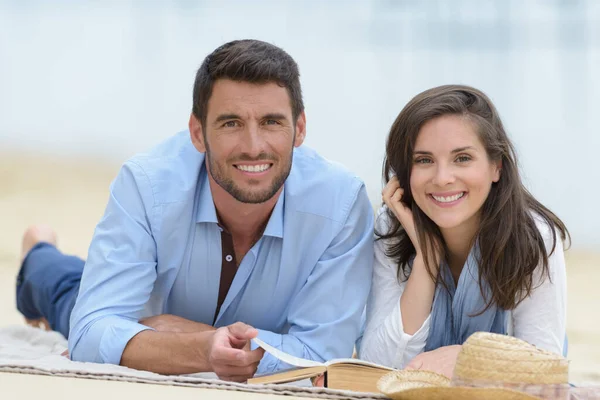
[0,325,385,399]
[2,325,599,399]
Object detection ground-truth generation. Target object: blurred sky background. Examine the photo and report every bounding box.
[0,0,599,250]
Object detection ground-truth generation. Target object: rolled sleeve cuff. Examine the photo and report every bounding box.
[72,316,154,365]
[254,329,285,375]
[384,300,430,367]
[100,320,154,365]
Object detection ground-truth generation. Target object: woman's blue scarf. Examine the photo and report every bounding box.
[423,245,507,352]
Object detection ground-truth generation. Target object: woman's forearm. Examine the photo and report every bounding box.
[400,255,437,334]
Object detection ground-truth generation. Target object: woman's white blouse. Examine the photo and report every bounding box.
[359,209,567,368]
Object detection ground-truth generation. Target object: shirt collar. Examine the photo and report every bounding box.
[262,187,284,239]
[196,168,219,224]
[196,168,285,239]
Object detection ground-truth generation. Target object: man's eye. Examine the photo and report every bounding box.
[223,121,238,128]
[265,119,279,125]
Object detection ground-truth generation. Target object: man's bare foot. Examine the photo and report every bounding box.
[20,225,58,331]
[21,224,58,263]
[25,317,51,331]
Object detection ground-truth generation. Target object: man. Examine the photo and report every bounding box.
[16,39,373,382]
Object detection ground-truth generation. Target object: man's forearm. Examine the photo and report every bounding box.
[120,329,214,375]
[140,314,216,334]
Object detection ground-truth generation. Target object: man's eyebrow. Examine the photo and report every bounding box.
[262,113,288,121]
[214,114,240,124]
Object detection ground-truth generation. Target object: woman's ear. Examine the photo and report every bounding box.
[492,159,502,183]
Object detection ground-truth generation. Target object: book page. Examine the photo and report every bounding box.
[252,338,324,368]
[252,338,394,371]
[325,358,394,370]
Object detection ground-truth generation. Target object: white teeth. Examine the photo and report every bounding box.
[236,164,270,172]
[432,192,465,203]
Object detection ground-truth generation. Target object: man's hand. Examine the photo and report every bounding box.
[207,322,265,382]
[405,345,462,379]
[140,315,264,381]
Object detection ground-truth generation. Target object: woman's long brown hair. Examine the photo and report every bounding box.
[379,85,570,311]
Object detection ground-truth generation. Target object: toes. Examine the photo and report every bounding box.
[21,224,58,261]
[25,318,51,331]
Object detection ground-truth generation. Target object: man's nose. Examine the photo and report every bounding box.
[241,123,266,157]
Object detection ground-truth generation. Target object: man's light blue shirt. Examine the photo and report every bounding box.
[68,131,374,374]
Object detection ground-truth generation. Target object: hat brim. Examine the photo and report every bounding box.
[382,386,541,400]
[377,369,452,391]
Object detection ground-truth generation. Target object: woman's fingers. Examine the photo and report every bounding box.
[391,188,403,203]
[405,357,424,371]
[382,176,399,196]
[387,187,411,222]
[382,179,402,207]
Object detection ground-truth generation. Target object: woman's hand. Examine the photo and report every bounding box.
[383,176,441,335]
[312,373,325,387]
[405,345,462,379]
[382,176,441,265]
[382,176,420,253]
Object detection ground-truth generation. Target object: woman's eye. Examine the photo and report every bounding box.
[456,155,471,162]
[414,158,432,164]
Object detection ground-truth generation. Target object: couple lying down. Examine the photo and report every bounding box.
[16,39,568,383]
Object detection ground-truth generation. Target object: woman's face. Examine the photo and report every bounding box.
[409,115,501,238]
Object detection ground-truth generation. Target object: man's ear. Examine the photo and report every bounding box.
[293,111,307,148]
[189,113,206,153]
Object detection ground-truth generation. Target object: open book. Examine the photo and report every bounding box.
[247,338,394,393]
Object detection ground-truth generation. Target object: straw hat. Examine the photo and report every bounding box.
[377,332,570,400]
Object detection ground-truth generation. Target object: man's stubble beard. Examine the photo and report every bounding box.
[204,135,295,204]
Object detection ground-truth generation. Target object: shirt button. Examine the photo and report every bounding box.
[225,255,233,262]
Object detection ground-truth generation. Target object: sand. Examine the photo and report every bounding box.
[0,151,598,389]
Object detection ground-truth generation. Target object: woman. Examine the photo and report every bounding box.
[359,85,569,378]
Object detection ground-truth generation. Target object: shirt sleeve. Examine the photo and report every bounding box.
[511,219,567,356]
[358,208,430,369]
[68,160,157,364]
[253,184,374,375]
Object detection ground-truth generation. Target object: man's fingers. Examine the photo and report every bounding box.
[217,360,260,371]
[246,348,265,364]
[230,336,248,349]
[215,362,260,382]
[219,375,253,383]
[211,346,263,367]
[229,348,264,366]
[228,322,258,340]
[219,376,245,383]
[210,346,247,364]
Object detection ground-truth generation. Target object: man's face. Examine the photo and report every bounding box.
[191,79,306,204]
